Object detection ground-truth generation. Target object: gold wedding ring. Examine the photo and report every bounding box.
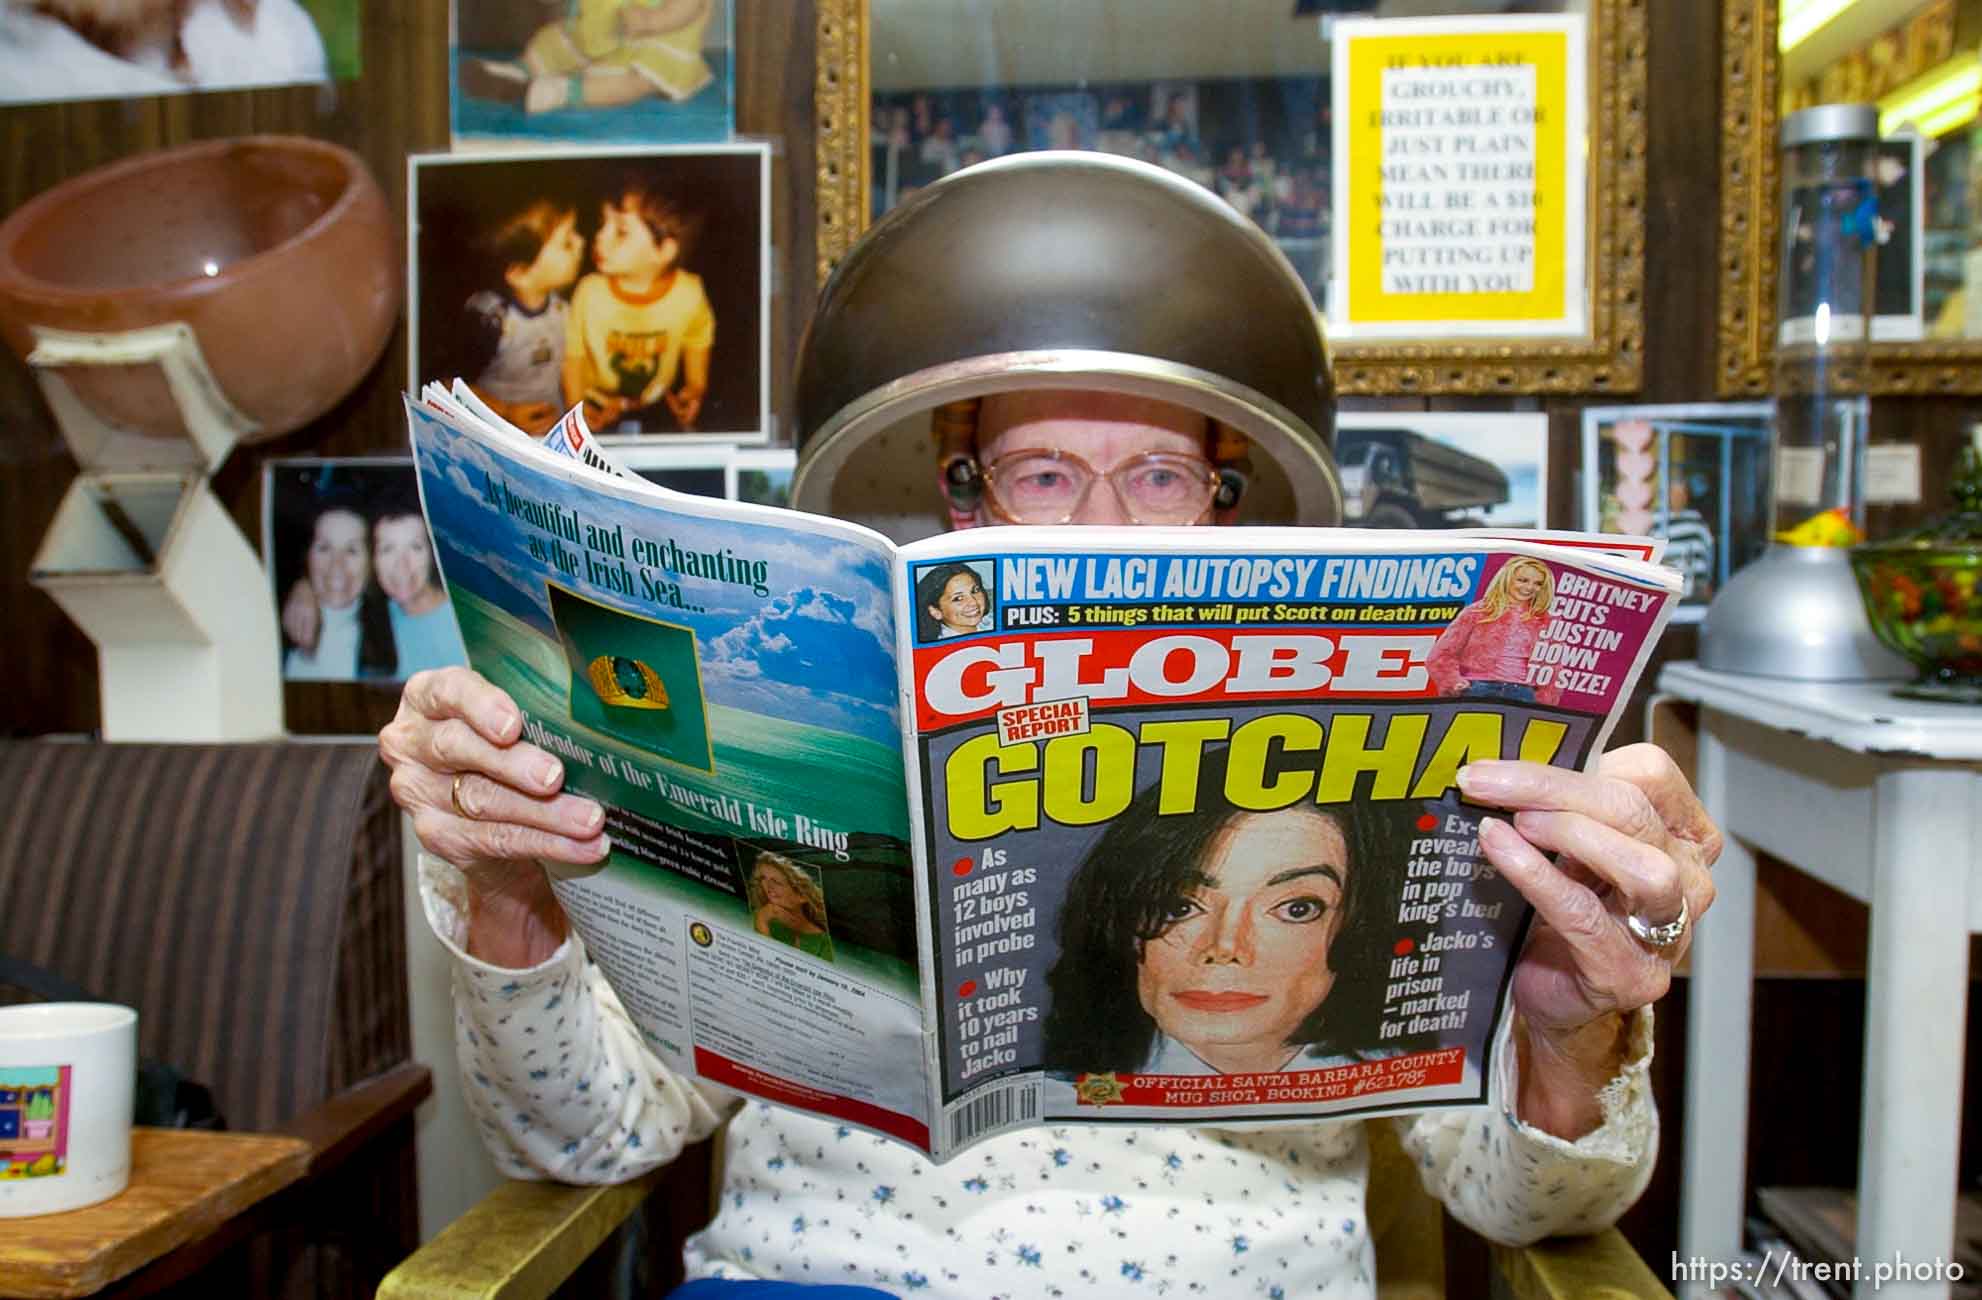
[586,655,671,711]
[451,772,471,819]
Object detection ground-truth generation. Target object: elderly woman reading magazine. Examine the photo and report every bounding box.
[380,153,1718,1298]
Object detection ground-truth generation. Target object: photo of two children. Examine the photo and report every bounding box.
[411,144,769,444]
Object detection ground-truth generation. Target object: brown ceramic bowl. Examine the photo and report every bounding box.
[0,135,398,444]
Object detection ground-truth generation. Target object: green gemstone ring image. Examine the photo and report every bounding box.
[588,655,671,710]
[549,581,713,773]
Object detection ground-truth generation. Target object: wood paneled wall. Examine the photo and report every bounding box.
[0,0,815,738]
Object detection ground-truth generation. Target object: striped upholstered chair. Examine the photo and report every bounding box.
[0,738,431,1299]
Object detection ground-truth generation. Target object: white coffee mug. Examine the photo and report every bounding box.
[0,1003,137,1217]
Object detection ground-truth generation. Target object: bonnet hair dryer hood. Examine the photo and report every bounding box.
[789,150,1344,539]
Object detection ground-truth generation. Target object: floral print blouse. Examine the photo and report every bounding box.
[423,855,1657,1298]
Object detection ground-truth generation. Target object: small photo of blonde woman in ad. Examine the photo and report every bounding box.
[746,850,835,963]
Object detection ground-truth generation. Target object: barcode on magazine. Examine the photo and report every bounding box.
[948,1081,1040,1148]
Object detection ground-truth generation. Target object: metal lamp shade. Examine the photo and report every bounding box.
[790,151,1343,541]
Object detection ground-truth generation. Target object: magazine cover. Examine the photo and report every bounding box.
[897,532,1673,1146]
[409,391,1680,1159]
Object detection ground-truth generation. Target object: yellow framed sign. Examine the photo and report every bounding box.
[1329,15,1587,340]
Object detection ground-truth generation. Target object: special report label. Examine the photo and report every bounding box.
[996,697,1091,745]
[1329,14,1587,339]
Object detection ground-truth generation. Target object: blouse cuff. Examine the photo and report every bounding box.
[418,852,575,981]
[1495,1003,1658,1165]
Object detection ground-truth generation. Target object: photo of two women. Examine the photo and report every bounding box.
[265,461,467,684]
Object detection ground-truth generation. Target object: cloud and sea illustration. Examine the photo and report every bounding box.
[415,415,901,749]
[409,409,915,862]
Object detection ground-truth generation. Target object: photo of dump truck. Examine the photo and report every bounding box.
[1334,425,1513,529]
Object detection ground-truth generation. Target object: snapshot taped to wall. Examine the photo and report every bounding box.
[450,0,734,148]
[0,0,361,106]
[409,144,771,445]
[262,458,467,684]
[1334,412,1547,532]
[627,446,731,501]
[1579,403,1773,622]
[731,447,795,509]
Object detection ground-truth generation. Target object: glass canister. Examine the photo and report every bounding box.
[1772,102,1878,547]
[1698,103,1910,680]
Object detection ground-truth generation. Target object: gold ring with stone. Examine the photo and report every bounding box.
[586,655,671,710]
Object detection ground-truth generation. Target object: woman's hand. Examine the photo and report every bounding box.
[378,667,610,967]
[1458,744,1722,1139]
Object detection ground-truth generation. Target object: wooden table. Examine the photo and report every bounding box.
[0,1127,312,1299]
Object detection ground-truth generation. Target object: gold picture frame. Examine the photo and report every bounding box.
[1718,0,1981,395]
[814,0,1648,396]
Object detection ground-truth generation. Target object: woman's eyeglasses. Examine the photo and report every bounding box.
[979,448,1219,525]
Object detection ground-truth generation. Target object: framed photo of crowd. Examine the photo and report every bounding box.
[836,0,1647,395]
[870,77,1331,308]
[408,143,771,444]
